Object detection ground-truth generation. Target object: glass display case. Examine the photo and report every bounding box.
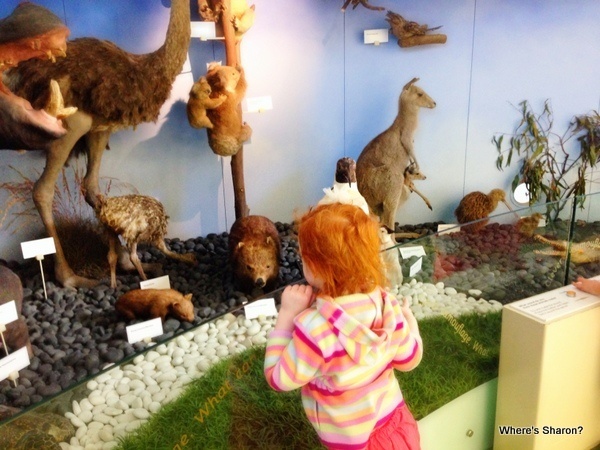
[2,194,600,449]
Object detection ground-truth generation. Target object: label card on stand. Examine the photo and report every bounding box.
[140,275,170,290]
[20,237,56,259]
[399,246,426,259]
[125,318,164,344]
[0,301,18,326]
[244,298,278,319]
[437,224,458,236]
[409,257,423,277]
[0,347,30,382]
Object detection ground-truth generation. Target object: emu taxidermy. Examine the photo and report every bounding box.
[534,235,600,265]
[454,189,517,233]
[4,0,191,288]
[356,77,436,230]
[386,10,446,48]
[318,157,370,215]
[0,3,74,150]
[95,194,196,289]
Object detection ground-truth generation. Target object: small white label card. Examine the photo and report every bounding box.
[191,21,217,39]
[245,96,273,113]
[399,246,426,259]
[0,301,18,326]
[364,29,389,44]
[409,257,423,277]
[244,298,278,319]
[125,318,164,344]
[0,347,30,382]
[140,275,171,290]
[20,237,56,259]
[437,223,459,236]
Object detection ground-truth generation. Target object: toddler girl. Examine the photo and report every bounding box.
[264,203,422,450]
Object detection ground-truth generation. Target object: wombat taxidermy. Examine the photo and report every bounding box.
[0,265,32,357]
[116,288,195,322]
[229,215,281,293]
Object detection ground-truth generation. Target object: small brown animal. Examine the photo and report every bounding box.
[229,215,281,293]
[205,63,252,156]
[116,288,195,322]
[454,188,517,233]
[186,76,226,129]
[0,265,32,357]
[516,213,543,238]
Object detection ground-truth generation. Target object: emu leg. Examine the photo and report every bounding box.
[106,232,119,288]
[82,130,110,209]
[32,111,97,288]
[127,242,148,281]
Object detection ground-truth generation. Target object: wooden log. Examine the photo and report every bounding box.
[398,34,447,48]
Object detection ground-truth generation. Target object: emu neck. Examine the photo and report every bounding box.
[145,0,190,83]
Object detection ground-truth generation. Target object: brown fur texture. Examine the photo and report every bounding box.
[205,63,252,156]
[229,215,280,293]
[1,0,190,289]
[356,78,436,229]
[0,265,32,357]
[516,213,543,238]
[116,288,195,322]
[186,76,226,129]
[455,189,510,233]
[95,194,196,288]
[197,0,256,41]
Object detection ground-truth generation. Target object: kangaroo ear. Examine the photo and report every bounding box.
[403,77,419,90]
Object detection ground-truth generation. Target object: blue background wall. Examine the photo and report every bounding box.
[1,0,599,261]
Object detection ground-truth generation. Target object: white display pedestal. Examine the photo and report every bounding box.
[494,282,600,450]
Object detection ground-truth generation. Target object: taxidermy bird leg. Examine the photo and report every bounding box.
[127,242,149,281]
[106,232,119,288]
[32,111,98,289]
[341,0,385,12]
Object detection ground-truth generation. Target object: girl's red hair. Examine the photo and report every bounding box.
[297,203,384,298]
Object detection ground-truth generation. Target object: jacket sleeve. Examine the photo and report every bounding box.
[264,312,323,392]
[391,315,423,372]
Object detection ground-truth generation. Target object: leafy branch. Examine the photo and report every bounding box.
[493,100,600,221]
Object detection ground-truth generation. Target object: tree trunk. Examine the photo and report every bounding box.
[219,0,249,219]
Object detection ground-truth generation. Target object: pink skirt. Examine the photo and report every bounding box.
[367,403,421,450]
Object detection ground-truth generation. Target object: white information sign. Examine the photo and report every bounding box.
[364,29,389,45]
[245,96,273,113]
[244,298,278,319]
[140,275,171,290]
[399,246,426,259]
[0,301,18,326]
[409,257,423,277]
[125,318,164,344]
[507,281,600,323]
[437,223,459,236]
[20,237,56,259]
[0,347,30,382]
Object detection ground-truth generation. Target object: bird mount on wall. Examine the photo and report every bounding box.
[386,10,447,48]
[341,0,384,12]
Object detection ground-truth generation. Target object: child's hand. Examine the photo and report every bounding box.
[281,284,314,317]
[572,276,600,296]
[401,297,420,336]
[273,284,314,333]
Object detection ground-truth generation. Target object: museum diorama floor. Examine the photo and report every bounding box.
[2,312,501,450]
[1,217,599,445]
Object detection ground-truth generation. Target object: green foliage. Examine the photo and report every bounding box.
[116,312,501,450]
[494,100,600,221]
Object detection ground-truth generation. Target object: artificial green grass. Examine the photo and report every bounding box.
[115,311,501,450]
